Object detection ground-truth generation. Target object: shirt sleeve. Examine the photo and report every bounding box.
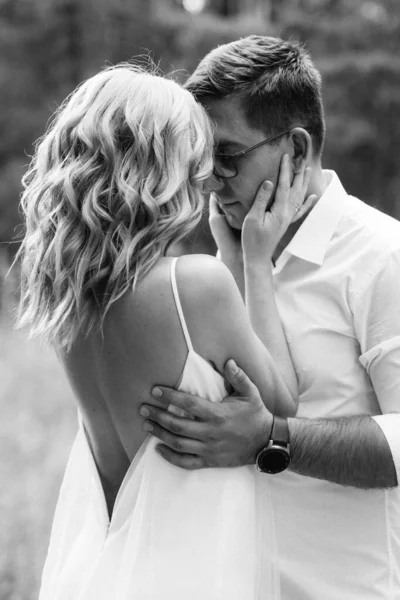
[372,414,400,482]
[354,248,400,471]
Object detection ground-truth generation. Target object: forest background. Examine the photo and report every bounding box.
[1,0,400,598]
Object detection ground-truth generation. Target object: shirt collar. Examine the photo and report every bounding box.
[276,170,348,269]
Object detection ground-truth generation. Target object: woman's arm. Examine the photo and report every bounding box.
[177,254,297,417]
[244,258,296,400]
[242,157,314,406]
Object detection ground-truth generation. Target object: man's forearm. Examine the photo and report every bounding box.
[288,415,397,489]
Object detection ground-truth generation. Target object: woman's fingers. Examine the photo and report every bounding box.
[289,163,307,202]
[248,156,311,226]
[273,154,303,218]
[275,155,314,221]
[208,193,219,219]
[288,165,311,218]
[274,154,291,210]
[302,166,312,196]
[246,180,274,222]
[291,193,318,223]
[209,193,239,250]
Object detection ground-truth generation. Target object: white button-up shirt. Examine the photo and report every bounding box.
[270,171,400,599]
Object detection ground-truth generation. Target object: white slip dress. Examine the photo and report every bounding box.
[39,257,279,600]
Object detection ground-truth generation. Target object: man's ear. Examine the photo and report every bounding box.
[289,127,312,172]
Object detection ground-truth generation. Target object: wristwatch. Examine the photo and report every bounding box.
[256,416,291,474]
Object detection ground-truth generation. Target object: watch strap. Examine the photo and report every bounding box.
[271,416,290,446]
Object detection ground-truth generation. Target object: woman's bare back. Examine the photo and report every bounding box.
[55,251,292,517]
[57,257,194,513]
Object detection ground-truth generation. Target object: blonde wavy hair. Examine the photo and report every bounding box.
[16,63,213,350]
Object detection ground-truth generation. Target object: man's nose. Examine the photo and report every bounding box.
[204,173,224,193]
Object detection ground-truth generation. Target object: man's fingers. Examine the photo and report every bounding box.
[143,421,205,455]
[152,386,218,421]
[223,359,259,398]
[140,404,205,440]
[155,444,206,470]
[247,180,274,222]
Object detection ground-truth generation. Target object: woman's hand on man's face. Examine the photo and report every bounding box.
[242,154,316,263]
[209,193,242,263]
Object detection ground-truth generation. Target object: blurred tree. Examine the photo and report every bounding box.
[322,53,400,217]
[269,0,283,23]
[56,0,84,85]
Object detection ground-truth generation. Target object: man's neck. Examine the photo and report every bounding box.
[272,166,328,265]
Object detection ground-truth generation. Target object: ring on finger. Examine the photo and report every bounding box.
[293,204,302,212]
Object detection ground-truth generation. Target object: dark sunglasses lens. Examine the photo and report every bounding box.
[213,156,236,179]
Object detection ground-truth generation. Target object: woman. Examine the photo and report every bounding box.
[17,64,311,599]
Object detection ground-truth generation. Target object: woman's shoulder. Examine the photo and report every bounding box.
[176,254,236,288]
[173,254,247,371]
[176,254,237,309]
[130,255,233,315]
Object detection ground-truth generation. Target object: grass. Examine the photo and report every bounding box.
[0,299,76,600]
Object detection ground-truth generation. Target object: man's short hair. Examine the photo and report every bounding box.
[185,35,325,156]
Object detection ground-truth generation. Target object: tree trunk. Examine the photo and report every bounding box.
[269,0,282,24]
[211,0,240,17]
[56,0,83,86]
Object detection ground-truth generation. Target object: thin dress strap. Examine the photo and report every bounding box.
[170,257,194,353]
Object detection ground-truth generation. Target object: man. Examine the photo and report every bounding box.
[140,36,400,598]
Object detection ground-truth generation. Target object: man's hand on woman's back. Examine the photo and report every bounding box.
[139,360,272,470]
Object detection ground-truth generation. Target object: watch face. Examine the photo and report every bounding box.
[258,446,290,474]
